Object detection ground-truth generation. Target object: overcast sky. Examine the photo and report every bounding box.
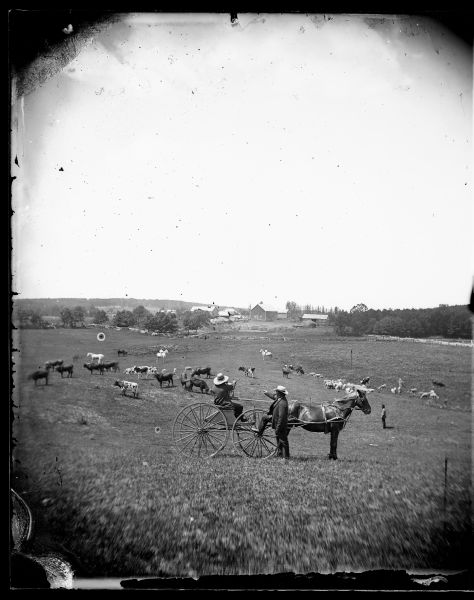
[11,12,472,311]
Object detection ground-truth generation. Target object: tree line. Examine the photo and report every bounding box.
[13,302,214,334]
[328,303,472,339]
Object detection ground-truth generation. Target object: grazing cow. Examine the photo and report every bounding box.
[87,353,104,364]
[133,366,151,379]
[419,391,430,399]
[391,387,397,394]
[238,366,255,378]
[429,390,440,400]
[154,373,174,388]
[45,360,64,371]
[83,362,104,375]
[117,350,128,357]
[28,370,49,385]
[56,364,73,378]
[432,380,445,387]
[282,366,291,378]
[409,388,417,396]
[191,367,212,379]
[187,377,209,394]
[102,361,120,373]
[377,384,386,391]
[360,377,370,386]
[124,367,135,375]
[113,380,139,398]
[294,365,304,375]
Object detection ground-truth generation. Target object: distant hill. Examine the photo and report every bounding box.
[12,298,246,315]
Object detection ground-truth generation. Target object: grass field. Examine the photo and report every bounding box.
[11,327,472,578]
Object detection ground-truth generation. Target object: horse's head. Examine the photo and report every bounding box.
[354,390,372,414]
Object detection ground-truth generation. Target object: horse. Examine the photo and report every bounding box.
[265,388,371,460]
[156,349,169,364]
[260,349,272,360]
[86,353,104,364]
[191,367,212,378]
[117,349,128,357]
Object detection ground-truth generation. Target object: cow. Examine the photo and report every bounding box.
[45,360,64,371]
[56,364,74,378]
[360,377,370,386]
[102,361,120,373]
[28,370,49,385]
[238,366,255,378]
[282,366,291,378]
[83,363,104,375]
[154,373,174,388]
[113,380,139,398]
[432,380,445,387]
[133,366,151,379]
[191,367,212,378]
[86,353,104,364]
[187,377,209,394]
[117,350,128,356]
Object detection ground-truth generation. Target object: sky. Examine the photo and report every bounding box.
[11,12,473,312]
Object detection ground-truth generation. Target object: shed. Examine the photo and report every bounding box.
[250,303,279,321]
[301,314,329,325]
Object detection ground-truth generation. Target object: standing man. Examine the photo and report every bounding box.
[211,372,244,418]
[381,404,387,429]
[256,385,290,459]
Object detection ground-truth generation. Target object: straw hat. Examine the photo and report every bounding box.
[274,385,288,395]
[213,373,229,385]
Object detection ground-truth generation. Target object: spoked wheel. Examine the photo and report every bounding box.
[232,408,278,459]
[172,403,229,458]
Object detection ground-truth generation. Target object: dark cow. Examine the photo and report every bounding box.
[294,365,304,375]
[45,360,64,371]
[83,362,104,375]
[191,367,212,379]
[133,366,150,379]
[29,370,49,385]
[154,373,174,388]
[187,377,209,394]
[102,361,120,372]
[282,366,291,378]
[432,380,445,387]
[117,349,128,356]
[360,377,371,386]
[56,364,74,378]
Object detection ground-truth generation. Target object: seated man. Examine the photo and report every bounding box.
[211,373,244,418]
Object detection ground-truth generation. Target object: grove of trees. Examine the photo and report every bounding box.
[329,304,472,339]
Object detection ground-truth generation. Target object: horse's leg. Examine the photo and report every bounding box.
[328,425,340,460]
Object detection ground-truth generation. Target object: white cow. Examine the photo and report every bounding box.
[113,380,139,398]
[87,352,104,364]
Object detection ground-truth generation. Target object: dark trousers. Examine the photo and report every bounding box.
[382,417,386,429]
[276,433,290,459]
[232,402,243,418]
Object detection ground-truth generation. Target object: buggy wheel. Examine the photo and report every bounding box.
[232,408,278,459]
[172,403,229,458]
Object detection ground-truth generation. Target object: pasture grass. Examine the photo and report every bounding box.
[11,328,472,577]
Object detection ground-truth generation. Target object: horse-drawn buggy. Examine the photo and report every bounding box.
[172,385,372,459]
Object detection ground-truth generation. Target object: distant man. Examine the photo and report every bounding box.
[381,404,387,429]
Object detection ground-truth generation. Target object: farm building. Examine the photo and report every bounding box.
[277,312,288,320]
[301,314,329,325]
[218,308,241,318]
[190,305,219,316]
[250,303,280,321]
